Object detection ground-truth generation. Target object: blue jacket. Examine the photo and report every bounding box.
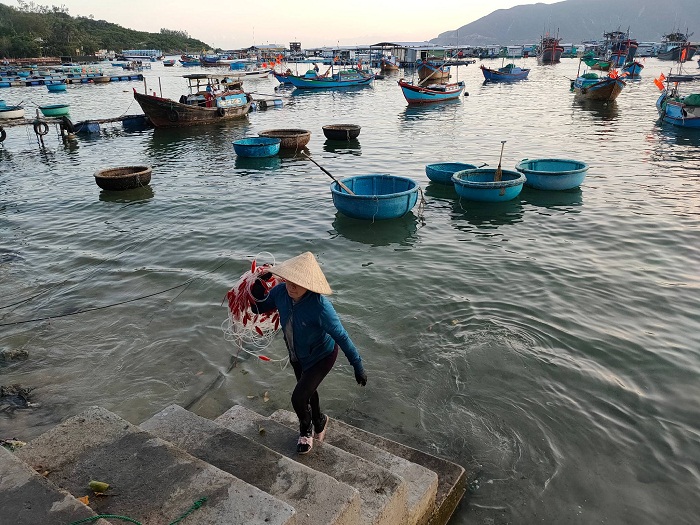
[255,283,362,372]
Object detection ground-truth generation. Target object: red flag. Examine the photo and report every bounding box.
[680,48,687,62]
[659,73,666,81]
[654,78,664,91]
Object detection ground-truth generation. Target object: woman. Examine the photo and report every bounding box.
[251,252,367,454]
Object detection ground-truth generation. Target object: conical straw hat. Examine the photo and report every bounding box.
[270,252,333,295]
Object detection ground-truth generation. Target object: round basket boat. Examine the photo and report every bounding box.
[233,137,281,158]
[46,82,67,92]
[330,174,419,220]
[258,128,311,149]
[322,124,361,141]
[39,104,70,117]
[94,165,152,191]
[452,168,525,202]
[515,158,589,190]
[425,162,477,185]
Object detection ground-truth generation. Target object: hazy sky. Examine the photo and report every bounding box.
[3,0,560,49]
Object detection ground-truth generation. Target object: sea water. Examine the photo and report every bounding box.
[1,58,699,524]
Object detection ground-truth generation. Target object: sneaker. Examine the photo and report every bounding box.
[297,434,313,455]
[313,414,329,442]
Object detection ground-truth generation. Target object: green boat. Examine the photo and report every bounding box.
[39,104,70,117]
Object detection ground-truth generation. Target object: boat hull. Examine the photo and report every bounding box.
[417,63,450,82]
[398,80,465,104]
[656,91,700,128]
[538,47,563,64]
[658,44,698,62]
[480,65,530,82]
[134,91,251,128]
[0,106,24,119]
[286,73,374,89]
[573,77,625,102]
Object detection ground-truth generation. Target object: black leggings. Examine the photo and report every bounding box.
[291,345,338,434]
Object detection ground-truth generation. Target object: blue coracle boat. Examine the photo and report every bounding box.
[398,79,465,104]
[425,162,477,185]
[331,174,419,220]
[232,137,281,158]
[480,63,530,82]
[452,168,525,202]
[515,158,589,190]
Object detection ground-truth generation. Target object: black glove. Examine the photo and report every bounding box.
[250,272,273,300]
[354,364,367,386]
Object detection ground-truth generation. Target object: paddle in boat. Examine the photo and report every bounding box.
[133,73,251,128]
[398,78,465,104]
[480,63,530,82]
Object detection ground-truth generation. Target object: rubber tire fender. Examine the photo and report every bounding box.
[60,116,75,134]
[167,109,179,122]
[0,127,6,142]
[33,120,50,136]
[217,107,226,117]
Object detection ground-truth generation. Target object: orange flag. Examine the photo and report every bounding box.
[654,77,664,91]
[680,48,687,62]
[659,73,666,81]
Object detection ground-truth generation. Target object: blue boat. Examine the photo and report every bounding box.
[398,79,465,104]
[330,174,419,220]
[622,61,644,78]
[425,162,477,185]
[272,71,294,85]
[285,68,374,89]
[656,88,700,128]
[515,158,589,190]
[232,137,281,158]
[480,63,530,82]
[47,81,67,92]
[452,168,525,202]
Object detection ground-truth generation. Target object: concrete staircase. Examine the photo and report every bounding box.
[2,404,467,525]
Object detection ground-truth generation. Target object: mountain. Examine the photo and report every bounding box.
[432,0,700,45]
[0,3,210,59]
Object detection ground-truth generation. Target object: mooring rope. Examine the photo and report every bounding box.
[67,496,207,525]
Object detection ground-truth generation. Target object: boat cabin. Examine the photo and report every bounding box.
[180,74,244,107]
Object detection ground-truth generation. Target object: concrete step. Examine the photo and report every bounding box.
[1,446,114,525]
[300,415,466,525]
[216,404,408,525]
[14,406,296,525]
[141,404,361,525]
[270,408,438,525]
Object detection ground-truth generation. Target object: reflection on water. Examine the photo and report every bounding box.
[520,187,583,208]
[451,197,524,230]
[424,181,457,200]
[572,98,620,121]
[399,98,464,122]
[233,155,282,171]
[323,138,361,154]
[647,122,700,167]
[98,185,155,203]
[331,212,419,246]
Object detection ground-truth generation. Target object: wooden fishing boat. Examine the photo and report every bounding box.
[417,61,450,82]
[380,56,400,71]
[537,35,564,64]
[622,61,644,77]
[227,66,273,80]
[480,63,530,82]
[582,55,612,71]
[658,33,698,62]
[398,79,465,104]
[656,88,700,128]
[163,59,176,67]
[285,68,374,89]
[571,72,625,102]
[133,74,251,128]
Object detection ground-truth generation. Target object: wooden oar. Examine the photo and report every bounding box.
[300,152,355,195]
[494,140,506,182]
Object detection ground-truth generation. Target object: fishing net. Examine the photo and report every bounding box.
[221,254,286,364]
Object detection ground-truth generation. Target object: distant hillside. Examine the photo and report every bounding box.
[433,0,700,45]
[0,3,210,59]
